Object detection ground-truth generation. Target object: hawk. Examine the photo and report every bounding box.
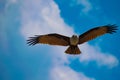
[27,24,118,55]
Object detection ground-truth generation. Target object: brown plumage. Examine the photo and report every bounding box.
[27,24,118,55]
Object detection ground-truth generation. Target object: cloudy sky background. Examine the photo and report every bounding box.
[0,0,120,80]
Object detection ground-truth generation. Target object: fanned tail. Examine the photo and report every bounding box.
[65,45,81,55]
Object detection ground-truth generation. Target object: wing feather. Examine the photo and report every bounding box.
[79,24,118,44]
[27,33,70,46]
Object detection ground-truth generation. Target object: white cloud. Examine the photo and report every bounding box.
[50,45,95,80]
[51,46,69,65]
[79,43,119,68]
[50,66,95,80]
[51,43,119,68]
[20,0,74,39]
[20,0,119,80]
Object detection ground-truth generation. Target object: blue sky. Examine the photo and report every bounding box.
[0,0,120,80]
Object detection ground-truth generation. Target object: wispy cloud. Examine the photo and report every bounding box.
[9,0,17,3]
[20,0,119,79]
[79,43,119,68]
[50,66,95,80]
[51,43,119,68]
[70,0,92,14]
[70,0,113,23]
[77,0,92,13]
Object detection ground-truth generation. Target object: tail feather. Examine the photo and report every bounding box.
[65,45,81,55]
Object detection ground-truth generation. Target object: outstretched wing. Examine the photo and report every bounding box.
[79,24,118,44]
[27,33,70,46]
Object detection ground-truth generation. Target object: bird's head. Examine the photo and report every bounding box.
[71,35,78,38]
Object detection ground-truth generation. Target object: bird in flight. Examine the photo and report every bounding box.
[27,24,118,55]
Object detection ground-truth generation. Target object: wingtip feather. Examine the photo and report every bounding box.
[27,36,39,46]
[106,24,118,34]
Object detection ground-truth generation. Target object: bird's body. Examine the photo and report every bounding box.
[70,35,79,46]
[66,35,80,54]
[27,24,118,55]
